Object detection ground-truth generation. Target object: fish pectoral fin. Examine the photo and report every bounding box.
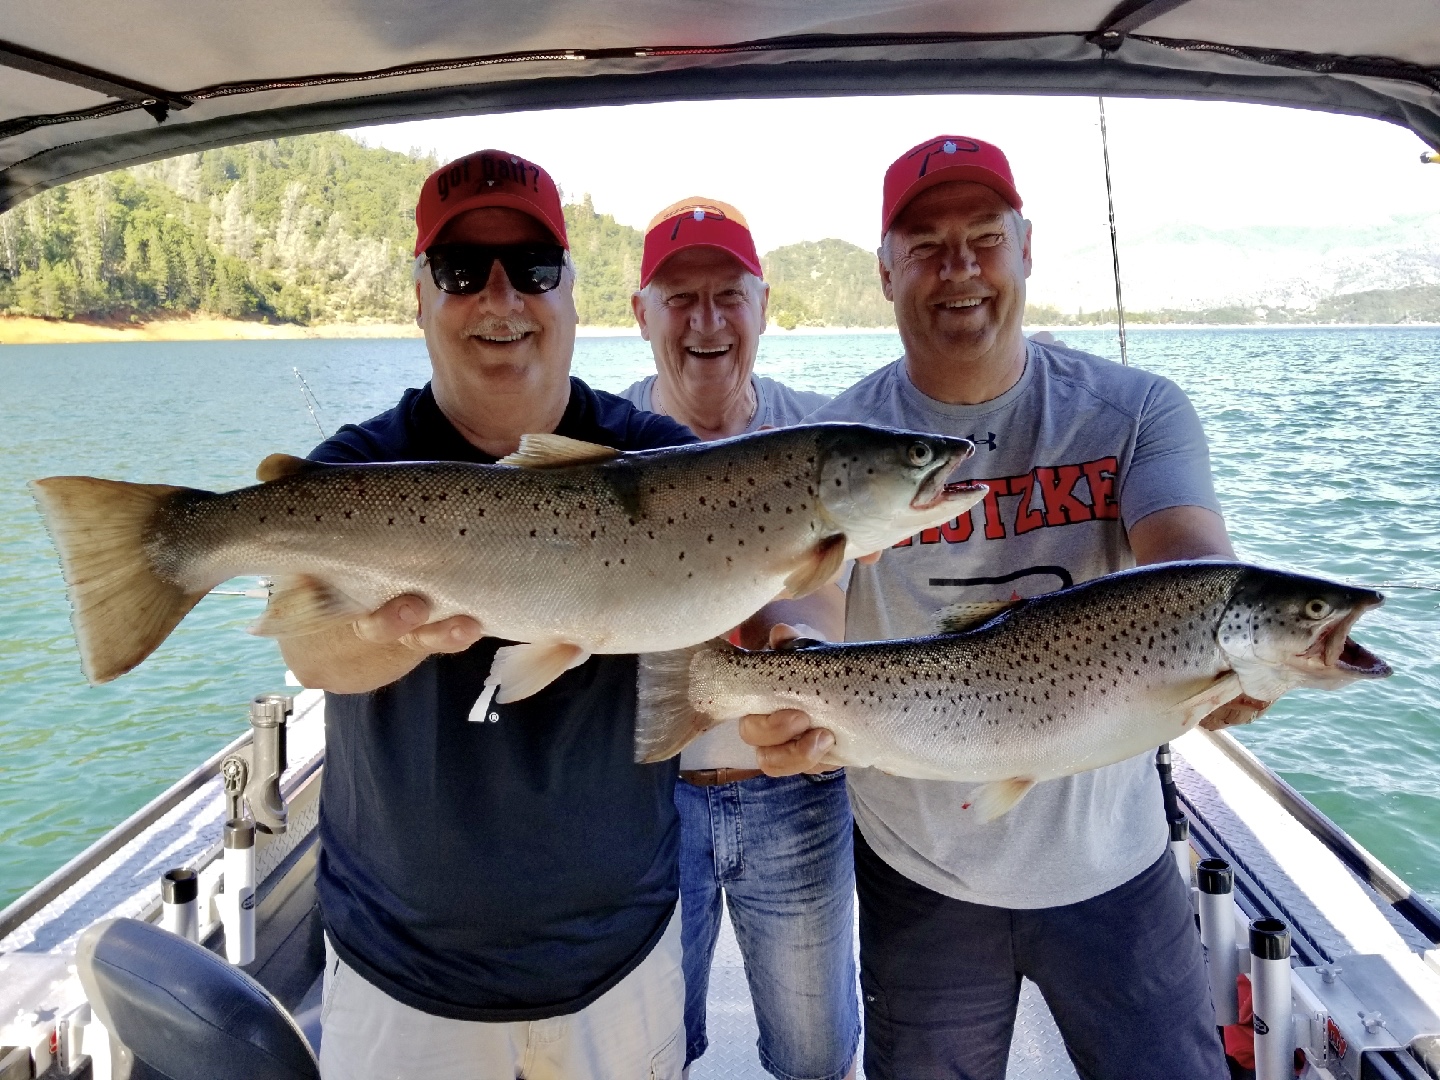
[1174,672,1246,730]
[962,777,1036,822]
[255,453,330,483]
[781,534,848,600]
[934,600,1020,634]
[489,642,591,703]
[249,575,370,638]
[497,435,622,469]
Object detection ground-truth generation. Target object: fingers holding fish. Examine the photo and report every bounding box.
[739,709,837,777]
[355,595,485,654]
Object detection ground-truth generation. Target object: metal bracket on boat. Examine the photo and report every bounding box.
[219,694,294,835]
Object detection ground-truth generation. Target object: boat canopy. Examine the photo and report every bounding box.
[3,0,1438,212]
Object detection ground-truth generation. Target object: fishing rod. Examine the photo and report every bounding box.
[1098,97,1129,367]
[292,366,328,439]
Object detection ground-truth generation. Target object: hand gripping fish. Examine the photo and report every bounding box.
[30,424,984,695]
[635,562,1392,819]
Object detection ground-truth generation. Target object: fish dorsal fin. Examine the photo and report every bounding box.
[256,453,328,483]
[934,600,1020,634]
[498,435,622,469]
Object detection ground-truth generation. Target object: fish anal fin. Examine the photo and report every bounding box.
[489,642,591,703]
[498,435,622,469]
[249,575,369,638]
[782,534,848,600]
[962,777,1036,822]
[934,600,1020,634]
[256,453,328,483]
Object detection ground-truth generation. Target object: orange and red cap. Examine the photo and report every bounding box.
[881,136,1023,236]
[640,197,762,288]
[414,149,568,255]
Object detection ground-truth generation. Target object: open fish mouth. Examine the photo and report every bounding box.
[1310,602,1392,678]
[910,448,984,511]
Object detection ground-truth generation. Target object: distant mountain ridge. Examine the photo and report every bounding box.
[2,132,1435,328]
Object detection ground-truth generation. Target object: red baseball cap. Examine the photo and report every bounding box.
[881,136,1023,236]
[640,197,762,288]
[414,149,568,255]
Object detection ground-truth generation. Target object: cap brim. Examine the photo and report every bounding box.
[641,243,764,287]
[883,166,1023,233]
[415,192,568,253]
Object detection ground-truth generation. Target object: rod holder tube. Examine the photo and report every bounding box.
[222,818,256,965]
[1197,859,1239,1025]
[159,868,199,941]
[1249,918,1293,1080]
[1169,814,1191,884]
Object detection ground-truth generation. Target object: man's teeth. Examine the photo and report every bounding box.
[943,298,985,309]
[478,332,527,342]
[688,346,731,356]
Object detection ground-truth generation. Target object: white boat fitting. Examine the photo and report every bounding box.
[2,690,1438,1080]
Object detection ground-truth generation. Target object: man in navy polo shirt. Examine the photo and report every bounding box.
[279,150,696,1080]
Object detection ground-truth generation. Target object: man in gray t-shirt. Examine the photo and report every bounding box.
[620,197,858,1080]
[744,138,1250,1079]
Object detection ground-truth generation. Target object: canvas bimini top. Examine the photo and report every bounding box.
[2,0,1439,211]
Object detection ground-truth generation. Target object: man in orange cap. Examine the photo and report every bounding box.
[742,136,1246,1078]
[280,149,694,1079]
[622,198,859,1080]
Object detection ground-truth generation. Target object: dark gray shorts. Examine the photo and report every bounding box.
[855,828,1230,1080]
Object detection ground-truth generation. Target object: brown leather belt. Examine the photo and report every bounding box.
[678,768,765,787]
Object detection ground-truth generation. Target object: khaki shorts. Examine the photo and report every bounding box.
[319,915,684,1080]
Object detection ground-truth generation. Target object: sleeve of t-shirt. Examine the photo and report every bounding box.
[308,425,388,465]
[1119,376,1224,531]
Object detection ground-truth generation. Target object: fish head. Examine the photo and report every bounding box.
[1218,567,1392,697]
[812,425,987,553]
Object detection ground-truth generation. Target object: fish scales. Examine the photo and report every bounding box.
[637,562,1391,817]
[687,564,1243,780]
[32,424,984,686]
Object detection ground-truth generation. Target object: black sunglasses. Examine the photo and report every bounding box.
[424,242,565,295]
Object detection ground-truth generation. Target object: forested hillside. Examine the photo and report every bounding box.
[3,132,1434,329]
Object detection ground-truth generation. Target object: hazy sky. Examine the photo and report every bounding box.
[353,95,1437,261]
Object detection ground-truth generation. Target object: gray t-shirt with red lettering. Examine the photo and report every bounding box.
[806,340,1223,909]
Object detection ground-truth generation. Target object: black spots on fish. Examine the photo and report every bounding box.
[287,507,296,516]
[728,499,737,509]
[699,496,708,506]
[259,515,267,523]
[388,517,395,525]
[667,517,675,526]
[458,528,467,537]
[678,551,686,560]
[529,529,537,538]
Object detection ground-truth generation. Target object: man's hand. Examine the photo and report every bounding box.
[280,594,483,695]
[1199,695,1271,731]
[736,621,838,776]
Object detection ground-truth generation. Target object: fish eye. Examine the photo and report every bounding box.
[1304,598,1331,620]
[907,442,934,467]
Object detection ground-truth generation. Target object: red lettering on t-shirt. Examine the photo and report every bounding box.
[939,511,975,543]
[893,536,913,547]
[978,477,1010,539]
[1081,457,1120,520]
[1009,471,1046,535]
[1036,464,1096,526]
[919,527,942,545]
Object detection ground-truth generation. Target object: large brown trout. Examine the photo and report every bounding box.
[31,424,984,694]
[636,562,1391,818]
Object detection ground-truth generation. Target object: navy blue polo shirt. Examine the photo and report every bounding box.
[309,378,697,1021]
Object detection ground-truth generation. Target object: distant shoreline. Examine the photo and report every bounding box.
[1,315,1435,346]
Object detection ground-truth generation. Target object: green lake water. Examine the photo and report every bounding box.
[1,328,1436,909]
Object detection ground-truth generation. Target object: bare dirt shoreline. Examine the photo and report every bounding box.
[2,315,1433,346]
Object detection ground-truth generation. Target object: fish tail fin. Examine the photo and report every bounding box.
[635,640,730,764]
[30,476,210,684]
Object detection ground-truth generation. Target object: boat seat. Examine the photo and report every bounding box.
[76,917,320,1080]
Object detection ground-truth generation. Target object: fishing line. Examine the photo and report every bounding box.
[292,366,328,438]
[1098,97,1129,367]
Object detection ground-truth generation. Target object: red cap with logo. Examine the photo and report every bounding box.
[414,149,568,255]
[640,197,763,287]
[881,136,1023,235]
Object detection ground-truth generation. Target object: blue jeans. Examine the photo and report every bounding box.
[855,828,1229,1080]
[677,770,859,1080]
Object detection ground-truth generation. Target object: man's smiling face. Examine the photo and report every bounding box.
[634,246,768,406]
[416,206,577,404]
[880,181,1032,368]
